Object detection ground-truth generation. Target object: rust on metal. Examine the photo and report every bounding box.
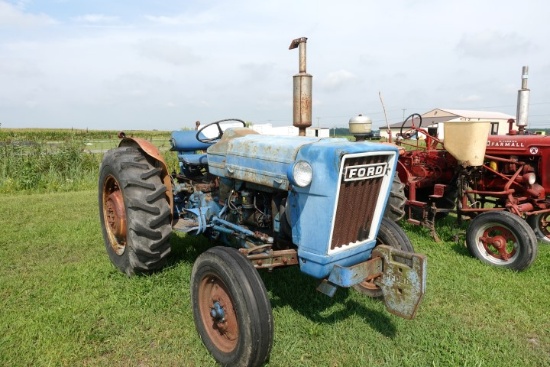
[289,37,312,136]
[197,275,239,353]
[331,155,386,249]
[239,248,299,270]
[118,135,174,221]
[330,256,384,287]
[103,175,126,255]
[373,245,427,320]
[289,37,307,50]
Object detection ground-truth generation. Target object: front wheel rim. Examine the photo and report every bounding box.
[535,214,550,240]
[198,274,239,353]
[475,223,519,264]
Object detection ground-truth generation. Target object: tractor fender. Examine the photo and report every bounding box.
[118,136,174,221]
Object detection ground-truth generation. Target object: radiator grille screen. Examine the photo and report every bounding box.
[330,155,387,250]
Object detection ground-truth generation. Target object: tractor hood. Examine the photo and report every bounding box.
[207,128,331,189]
[207,127,398,190]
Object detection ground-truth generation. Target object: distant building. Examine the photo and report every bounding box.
[250,123,330,137]
[380,108,516,140]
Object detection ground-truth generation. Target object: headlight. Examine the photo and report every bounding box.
[290,161,313,187]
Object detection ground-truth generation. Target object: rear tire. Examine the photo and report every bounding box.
[99,147,172,275]
[384,174,406,222]
[191,247,274,366]
[353,218,414,297]
[466,211,537,271]
[527,213,550,244]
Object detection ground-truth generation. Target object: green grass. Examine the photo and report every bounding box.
[0,129,178,194]
[1,191,549,366]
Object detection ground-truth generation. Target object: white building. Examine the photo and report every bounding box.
[250,123,330,137]
[380,108,516,140]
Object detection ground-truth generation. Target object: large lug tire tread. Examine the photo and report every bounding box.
[527,213,550,244]
[384,174,406,222]
[466,211,537,271]
[99,147,172,275]
[353,218,414,298]
[191,246,273,367]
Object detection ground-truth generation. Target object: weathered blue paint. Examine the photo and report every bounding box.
[290,140,398,279]
[206,128,399,279]
[170,130,212,152]
[208,131,329,189]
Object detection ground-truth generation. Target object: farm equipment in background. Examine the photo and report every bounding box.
[388,66,545,271]
[98,37,427,366]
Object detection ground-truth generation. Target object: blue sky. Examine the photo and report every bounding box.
[1,0,549,131]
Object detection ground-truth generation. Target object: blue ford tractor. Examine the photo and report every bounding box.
[98,37,427,367]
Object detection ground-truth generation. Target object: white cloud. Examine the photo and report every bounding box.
[144,12,219,26]
[71,14,119,24]
[1,0,549,130]
[459,94,482,102]
[457,30,534,58]
[320,70,358,91]
[136,38,202,66]
[0,1,56,27]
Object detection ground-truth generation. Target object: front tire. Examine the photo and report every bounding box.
[353,218,414,297]
[527,213,550,244]
[466,211,537,271]
[191,247,274,367]
[98,147,172,275]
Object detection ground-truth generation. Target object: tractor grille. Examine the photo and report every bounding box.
[330,154,388,250]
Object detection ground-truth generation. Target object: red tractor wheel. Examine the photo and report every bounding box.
[98,146,172,275]
[466,211,538,271]
[527,213,550,244]
[191,247,273,366]
[353,218,414,297]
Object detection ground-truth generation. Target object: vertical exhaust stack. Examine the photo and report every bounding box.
[289,37,312,136]
[516,65,530,133]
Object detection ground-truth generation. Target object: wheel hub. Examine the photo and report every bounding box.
[199,276,238,353]
[210,301,226,321]
[480,226,516,261]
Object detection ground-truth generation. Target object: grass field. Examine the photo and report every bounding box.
[1,129,549,366]
[0,128,177,194]
[1,190,549,367]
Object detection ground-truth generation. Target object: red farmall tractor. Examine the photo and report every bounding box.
[388,67,546,271]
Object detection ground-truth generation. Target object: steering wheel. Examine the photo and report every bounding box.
[196,118,246,144]
[399,113,423,139]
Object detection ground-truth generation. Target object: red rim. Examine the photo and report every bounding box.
[102,175,127,255]
[197,274,239,353]
[479,225,517,261]
[538,214,550,238]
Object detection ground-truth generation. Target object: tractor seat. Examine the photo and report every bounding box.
[170,130,213,166]
[170,130,213,152]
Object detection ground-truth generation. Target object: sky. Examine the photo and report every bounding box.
[1,0,550,131]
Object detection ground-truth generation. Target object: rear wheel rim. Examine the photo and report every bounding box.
[102,175,127,255]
